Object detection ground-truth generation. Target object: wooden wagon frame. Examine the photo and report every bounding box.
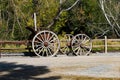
[25,12,92,57]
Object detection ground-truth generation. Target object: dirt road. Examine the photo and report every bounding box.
[0,53,120,80]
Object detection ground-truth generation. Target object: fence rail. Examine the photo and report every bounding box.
[0,41,27,45]
[0,36,120,53]
[92,36,120,53]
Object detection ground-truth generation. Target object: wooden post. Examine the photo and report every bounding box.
[0,49,1,58]
[34,13,37,31]
[0,45,1,58]
[105,36,107,53]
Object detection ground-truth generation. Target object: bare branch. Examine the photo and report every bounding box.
[11,0,24,36]
[97,30,109,38]
[47,0,80,28]
[63,0,80,11]
[99,0,120,37]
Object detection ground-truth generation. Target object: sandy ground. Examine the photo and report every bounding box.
[0,53,120,80]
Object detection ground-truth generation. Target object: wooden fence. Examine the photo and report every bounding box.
[0,41,28,51]
[92,36,120,53]
[0,36,120,53]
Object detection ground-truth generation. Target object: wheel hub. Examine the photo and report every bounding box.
[44,41,49,47]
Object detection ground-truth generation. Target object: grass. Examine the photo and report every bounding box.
[92,39,120,52]
[0,44,28,53]
[61,75,120,80]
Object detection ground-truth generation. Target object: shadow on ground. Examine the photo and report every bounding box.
[23,52,37,57]
[0,62,61,80]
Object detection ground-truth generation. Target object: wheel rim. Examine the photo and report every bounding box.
[60,34,73,55]
[71,34,92,56]
[32,30,60,57]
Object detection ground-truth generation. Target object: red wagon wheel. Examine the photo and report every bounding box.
[32,30,60,57]
[71,34,92,56]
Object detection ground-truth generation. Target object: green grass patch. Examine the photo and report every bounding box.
[92,39,120,52]
[0,44,28,53]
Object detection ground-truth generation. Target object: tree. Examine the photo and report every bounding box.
[60,0,110,38]
[0,0,80,40]
[1,0,117,40]
[0,0,33,40]
[99,0,120,38]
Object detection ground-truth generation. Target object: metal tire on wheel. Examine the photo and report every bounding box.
[71,34,92,56]
[32,30,60,57]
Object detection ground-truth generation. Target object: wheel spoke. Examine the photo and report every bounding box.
[73,46,79,52]
[73,43,79,48]
[47,47,53,56]
[45,48,49,57]
[68,35,72,41]
[60,47,65,52]
[79,48,83,55]
[81,35,83,40]
[83,39,90,44]
[46,32,50,40]
[62,46,69,54]
[64,47,67,53]
[44,31,47,41]
[49,38,56,43]
[40,33,45,41]
[41,48,46,56]
[38,47,44,55]
[35,46,43,51]
[81,36,87,43]
[36,37,44,42]
[82,48,86,55]
[48,43,55,51]
[75,47,80,55]
[34,40,42,43]
[74,38,80,43]
[82,45,90,51]
[48,34,54,42]
[34,44,40,48]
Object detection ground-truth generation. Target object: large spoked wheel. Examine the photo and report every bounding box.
[32,30,60,57]
[71,34,92,56]
[60,34,73,55]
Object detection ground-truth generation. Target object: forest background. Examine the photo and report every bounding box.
[0,0,118,41]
